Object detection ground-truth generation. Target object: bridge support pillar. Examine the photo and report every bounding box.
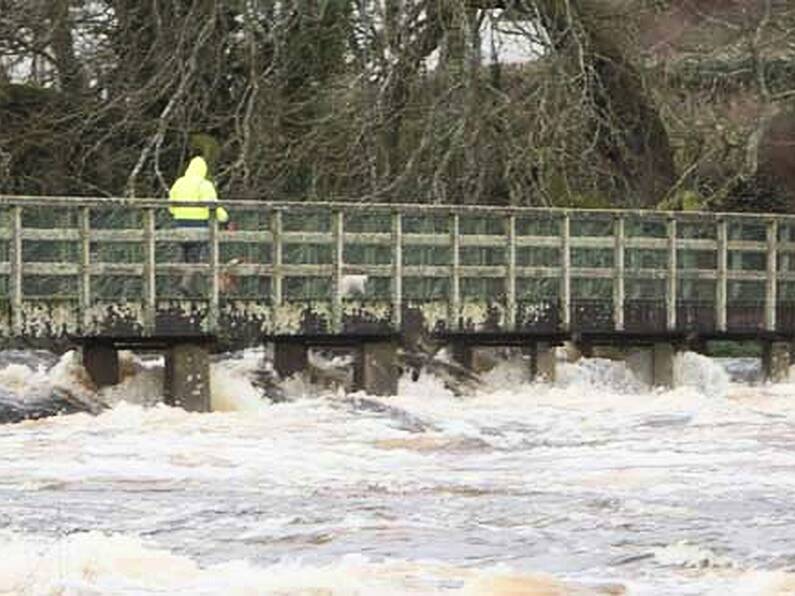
[449,344,495,374]
[529,343,556,382]
[575,342,594,359]
[273,342,309,379]
[762,341,790,383]
[164,343,211,412]
[82,343,119,389]
[626,344,675,388]
[354,342,398,396]
[450,343,474,370]
[653,343,675,388]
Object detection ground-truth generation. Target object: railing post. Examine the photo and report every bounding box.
[10,205,22,336]
[766,219,777,332]
[143,208,156,335]
[667,216,677,331]
[208,207,220,332]
[560,212,571,330]
[392,211,402,330]
[449,213,460,330]
[270,209,283,307]
[613,215,625,331]
[332,210,344,333]
[716,218,727,332]
[78,206,91,334]
[506,213,517,330]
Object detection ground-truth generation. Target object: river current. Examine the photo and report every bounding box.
[0,347,794,595]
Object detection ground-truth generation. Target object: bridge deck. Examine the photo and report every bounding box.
[2,195,795,348]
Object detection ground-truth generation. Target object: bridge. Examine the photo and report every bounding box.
[1,195,794,409]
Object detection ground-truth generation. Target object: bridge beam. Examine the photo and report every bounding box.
[82,343,119,389]
[762,341,790,383]
[164,343,211,412]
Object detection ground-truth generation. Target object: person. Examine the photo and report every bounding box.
[169,156,229,294]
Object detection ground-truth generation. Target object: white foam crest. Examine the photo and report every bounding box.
[47,350,100,396]
[398,367,457,400]
[653,541,735,569]
[0,362,51,397]
[556,357,647,394]
[0,350,100,400]
[720,570,795,596]
[0,531,621,595]
[675,352,730,399]
[99,358,163,408]
[210,361,270,413]
[479,356,532,391]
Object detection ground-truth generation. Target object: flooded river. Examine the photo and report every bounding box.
[1,348,794,595]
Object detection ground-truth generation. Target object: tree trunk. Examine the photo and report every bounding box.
[536,0,676,207]
[48,0,86,96]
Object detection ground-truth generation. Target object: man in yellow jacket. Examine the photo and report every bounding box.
[169,156,229,294]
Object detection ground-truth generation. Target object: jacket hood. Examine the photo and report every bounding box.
[185,156,208,179]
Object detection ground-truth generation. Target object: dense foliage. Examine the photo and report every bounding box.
[1,0,794,211]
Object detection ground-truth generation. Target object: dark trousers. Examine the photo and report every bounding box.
[182,241,207,263]
[175,220,208,293]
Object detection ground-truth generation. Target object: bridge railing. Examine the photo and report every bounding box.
[1,195,794,341]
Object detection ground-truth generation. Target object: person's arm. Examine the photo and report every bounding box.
[202,180,229,223]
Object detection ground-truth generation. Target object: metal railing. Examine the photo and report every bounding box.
[1,195,794,341]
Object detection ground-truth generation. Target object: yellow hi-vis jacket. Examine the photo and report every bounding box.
[168,157,229,223]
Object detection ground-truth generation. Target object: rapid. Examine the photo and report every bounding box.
[1,347,795,595]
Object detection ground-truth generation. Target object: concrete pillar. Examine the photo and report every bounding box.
[82,343,119,389]
[653,343,675,388]
[354,342,398,396]
[591,345,623,360]
[529,342,556,382]
[577,342,594,358]
[164,343,211,412]
[626,348,653,386]
[763,341,791,383]
[449,344,497,373]
[449,343,474,370]
[273,342,308,379]
[626,344,675,388]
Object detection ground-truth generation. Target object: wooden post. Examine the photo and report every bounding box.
[208,207,220,332]
[78,206,91,333]
[270,209,283,307]
[766,219,777,332]
[10,205,22,336]
[560,212,571,330]
[506,214,517,330]
[392,211,402,329]
[332,210,344,333]
[449,213,460,330]
[667,217,677,331]
[143,208,156,335]
[716,218,727,332]
[613,215,625,331]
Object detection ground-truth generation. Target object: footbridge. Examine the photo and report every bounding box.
[1,195,794,409]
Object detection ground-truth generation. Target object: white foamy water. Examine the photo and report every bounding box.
[1,349,795,595]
